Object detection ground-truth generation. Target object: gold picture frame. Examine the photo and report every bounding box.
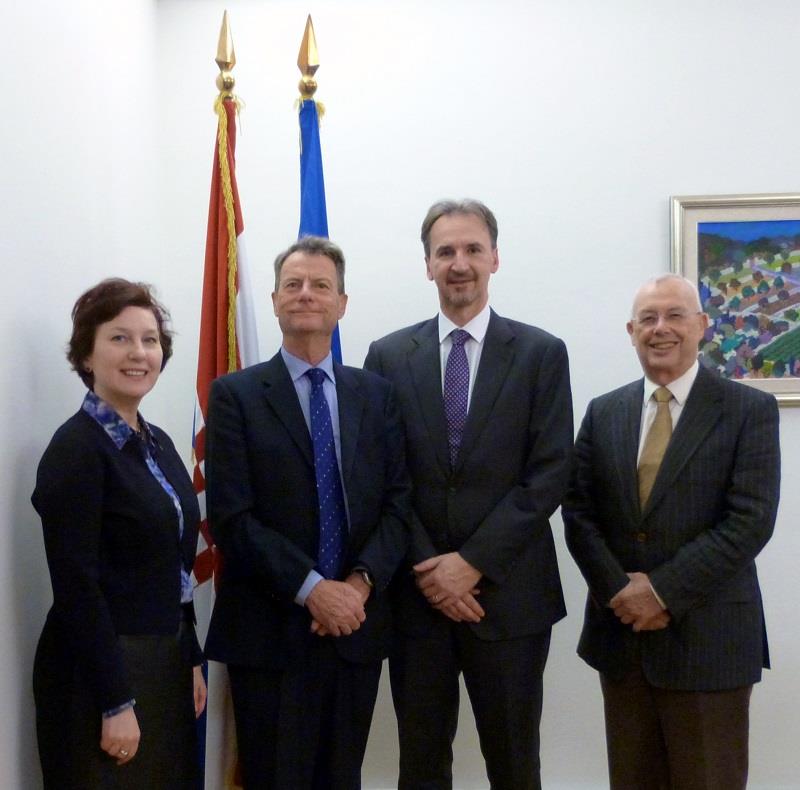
[671,192,800,406]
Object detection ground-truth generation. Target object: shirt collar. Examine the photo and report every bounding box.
[642,359,699,407]
[280,346,335,384]
[81,390,154,450]
[437,302,492,344]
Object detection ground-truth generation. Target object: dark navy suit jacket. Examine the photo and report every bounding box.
[563,365,780,690]
[203,353,411,668]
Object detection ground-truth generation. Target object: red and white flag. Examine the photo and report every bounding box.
[192,95,258,790]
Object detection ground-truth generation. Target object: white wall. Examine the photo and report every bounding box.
[3,1,799,787]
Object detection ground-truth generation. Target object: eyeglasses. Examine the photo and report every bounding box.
[632,311,702,328]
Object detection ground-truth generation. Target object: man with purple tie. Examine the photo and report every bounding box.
[365,199,573,789]
[204,236,410,789]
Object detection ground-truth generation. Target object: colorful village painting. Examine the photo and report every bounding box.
[697,219,800,379]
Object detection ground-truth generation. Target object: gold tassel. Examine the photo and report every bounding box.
[214,95,239,373]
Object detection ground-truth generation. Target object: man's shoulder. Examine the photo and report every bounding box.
[336,362,392,395]
[587,379,643,412]
[370,318,435,351]
[212,358,277,392]
[491,313,565,349]
[696,364,778,412]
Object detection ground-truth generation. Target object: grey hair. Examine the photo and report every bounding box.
[420,199,498,257]
[273,236,346,293]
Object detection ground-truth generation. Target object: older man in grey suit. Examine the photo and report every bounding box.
[563,274,780,789]
[365,199,572,789]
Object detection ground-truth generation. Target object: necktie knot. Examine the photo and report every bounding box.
[306,367,326,387]
[451,329,470,348]
[654,386,672,404]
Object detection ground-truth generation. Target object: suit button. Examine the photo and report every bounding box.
[449,486,457,493]
[636,532,647,542]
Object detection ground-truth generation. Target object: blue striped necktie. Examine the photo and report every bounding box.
[306,368,347,578]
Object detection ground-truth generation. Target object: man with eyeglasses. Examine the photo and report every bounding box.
[563,273,780,789]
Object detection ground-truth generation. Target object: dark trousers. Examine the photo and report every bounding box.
[228,640,381,790]
[601,664,752,790]
[389,624,551,790]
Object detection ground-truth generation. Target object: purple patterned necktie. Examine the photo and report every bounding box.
[444,329,471,467]
[306,368,347,578]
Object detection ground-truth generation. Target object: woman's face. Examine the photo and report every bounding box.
[84,306,163,418]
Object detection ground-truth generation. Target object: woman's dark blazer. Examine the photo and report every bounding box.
[32,407,201,713]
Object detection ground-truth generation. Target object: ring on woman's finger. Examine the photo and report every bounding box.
[119,750,129,757]
[433,594,440,603]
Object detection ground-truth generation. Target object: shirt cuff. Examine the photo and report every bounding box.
[295,570,324,606]
[649,581,667,610]
[103,699,136,718]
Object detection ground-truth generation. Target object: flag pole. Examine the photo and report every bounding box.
[193,12,252,788]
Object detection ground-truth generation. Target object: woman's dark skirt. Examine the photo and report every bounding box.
[34,620,198,790]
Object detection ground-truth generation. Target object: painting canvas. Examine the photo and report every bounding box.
[671,193,800,405]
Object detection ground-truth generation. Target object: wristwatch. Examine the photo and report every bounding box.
[355,568,374,589]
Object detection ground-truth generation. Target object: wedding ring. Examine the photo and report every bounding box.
[120,749,129,757]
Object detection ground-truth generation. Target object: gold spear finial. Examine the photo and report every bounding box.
[215,10,236,93]
[297,15,319,99]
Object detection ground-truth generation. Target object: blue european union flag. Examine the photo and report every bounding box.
[298,99,341,361]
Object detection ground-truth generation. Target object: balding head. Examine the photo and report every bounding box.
[626,275,708,384]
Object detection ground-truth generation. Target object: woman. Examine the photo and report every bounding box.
[32,278,207,788]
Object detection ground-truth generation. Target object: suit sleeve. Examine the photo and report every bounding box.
[33,428,133,711]
[364,342,438,563]
[562,400,631,605]
[206,376,317,600]
[648,394,780,619]
[350,382,412,591]
[458,338,574,584]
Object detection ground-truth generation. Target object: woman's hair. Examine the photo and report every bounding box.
[67,278,173,389]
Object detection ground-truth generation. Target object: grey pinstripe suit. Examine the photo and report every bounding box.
[564,364,779,691]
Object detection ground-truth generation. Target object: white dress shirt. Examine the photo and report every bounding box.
[636,360,700,464]
[437,302,492,409]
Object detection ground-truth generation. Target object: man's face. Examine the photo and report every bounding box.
[425,212,499,321]
[272,252,347,340]
[627,278,708,384]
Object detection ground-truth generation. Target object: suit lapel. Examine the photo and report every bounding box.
[612,381,645,523]
[641,366,723,518]
[407,319,451,474]
[334,363,365,486]
[260,353,314,468]
[455,311,514,470]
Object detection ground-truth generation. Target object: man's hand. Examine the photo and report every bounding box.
[609,572,670,632]
[344,572,372,605]
[313,573,372,636]
[100,707,140,765]
[306,579,366,637]
[432,591,485,623]
[413,553,484,622]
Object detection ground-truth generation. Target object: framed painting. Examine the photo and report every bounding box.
[671,192,800,406]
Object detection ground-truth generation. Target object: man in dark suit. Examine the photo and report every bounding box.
[563,274,780,789]
[364,199,573,789]
[203,236,410,789]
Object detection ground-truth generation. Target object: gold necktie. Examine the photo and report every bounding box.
[638,386,673,507]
